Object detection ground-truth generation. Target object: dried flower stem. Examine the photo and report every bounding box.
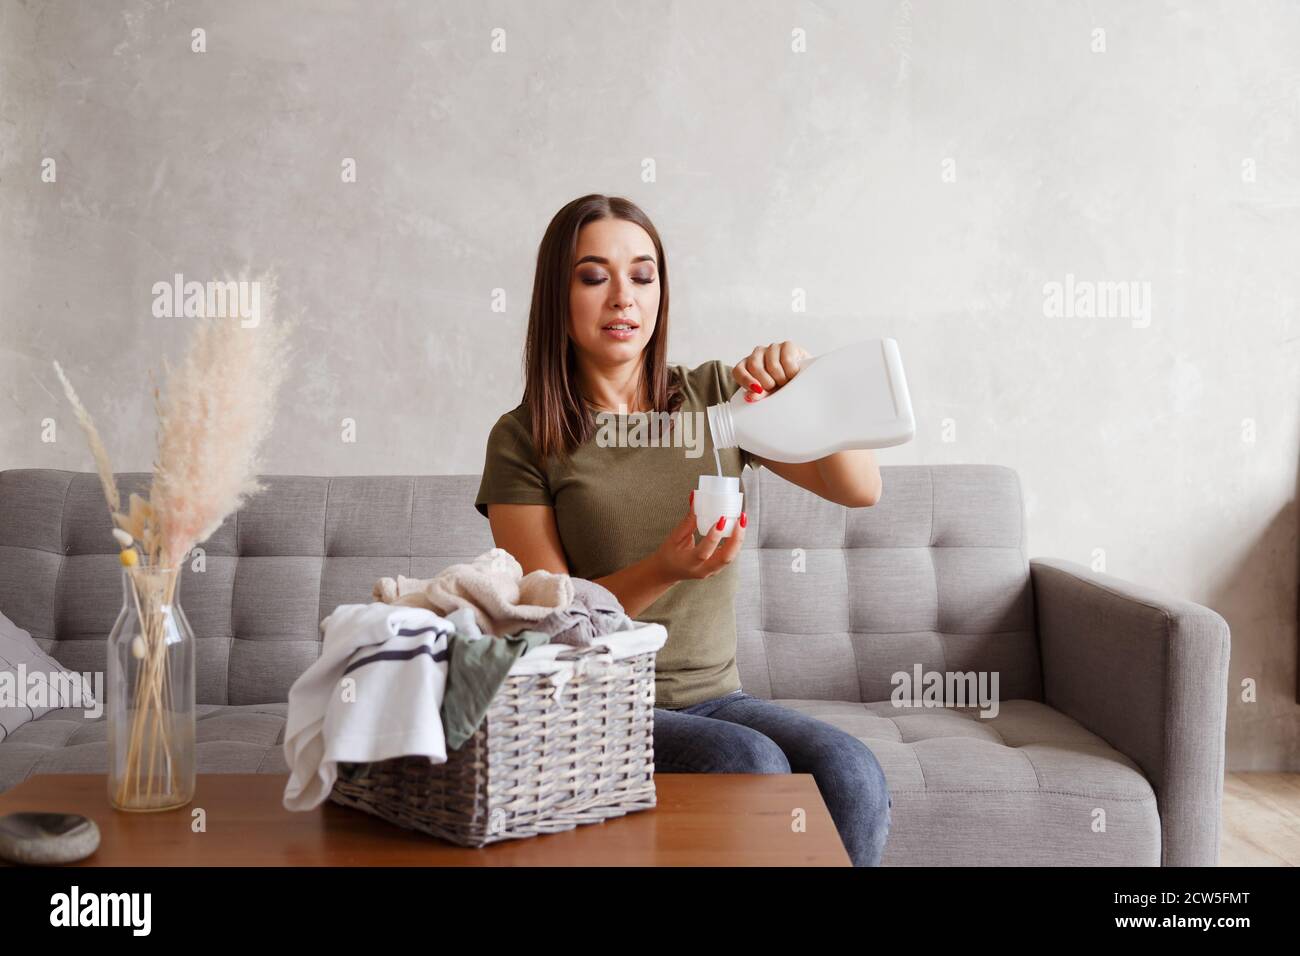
[52,361,121,516]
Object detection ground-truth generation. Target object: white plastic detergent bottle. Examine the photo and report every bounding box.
[705,338,915,465]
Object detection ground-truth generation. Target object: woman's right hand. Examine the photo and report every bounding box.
[652,490,747,583]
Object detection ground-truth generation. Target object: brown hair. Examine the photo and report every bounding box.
[522,194,684,467]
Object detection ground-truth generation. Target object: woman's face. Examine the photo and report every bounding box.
[568,217,660,370]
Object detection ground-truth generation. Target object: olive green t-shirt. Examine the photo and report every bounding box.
[474,360,755,709]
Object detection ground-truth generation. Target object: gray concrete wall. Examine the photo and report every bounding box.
[1,1,1297,769]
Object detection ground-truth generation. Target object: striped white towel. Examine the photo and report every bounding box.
[283,602,454,812]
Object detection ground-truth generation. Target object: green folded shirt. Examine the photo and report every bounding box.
[440,628,551,750]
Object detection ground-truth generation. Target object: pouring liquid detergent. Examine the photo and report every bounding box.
[694,338,916,538]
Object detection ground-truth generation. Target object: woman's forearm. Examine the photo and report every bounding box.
[815,449,882,506]
[593,553,678,619]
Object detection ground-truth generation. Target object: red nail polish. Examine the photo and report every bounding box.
[748,383,763,393]
[715,515,725,531]
[740,512,747,528]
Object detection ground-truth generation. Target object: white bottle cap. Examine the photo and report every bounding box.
[694,475,743,538]
[697,475,740,495]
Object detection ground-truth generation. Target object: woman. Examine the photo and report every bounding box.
[474,194,892,866]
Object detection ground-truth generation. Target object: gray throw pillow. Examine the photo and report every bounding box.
[0,609,97,742]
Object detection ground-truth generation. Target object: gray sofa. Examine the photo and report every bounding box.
[0,465,1230,865]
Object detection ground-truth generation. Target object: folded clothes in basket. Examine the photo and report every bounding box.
[284,601,553,812]
[284,598,669,813]
[516,577,639,647]
[373,547,572,637]
[372,548,638,647]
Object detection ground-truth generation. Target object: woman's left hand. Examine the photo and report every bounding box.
[731,342,812,403]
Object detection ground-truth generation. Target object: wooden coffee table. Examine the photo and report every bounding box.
[0,773,850,866]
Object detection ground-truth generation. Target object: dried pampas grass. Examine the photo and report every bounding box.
[149,275,293,566]
[54,271,294,567]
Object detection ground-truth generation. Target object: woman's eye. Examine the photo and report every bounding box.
[579,274,655,285]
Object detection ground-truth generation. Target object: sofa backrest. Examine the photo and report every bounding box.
[0,465,1040,706]
[737,463,1040,703]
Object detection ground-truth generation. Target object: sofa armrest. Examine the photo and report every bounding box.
[1029,558,1231,866]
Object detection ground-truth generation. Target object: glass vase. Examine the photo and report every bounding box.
[106,562,196,811]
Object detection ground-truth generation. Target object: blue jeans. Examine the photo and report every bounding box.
[653,689,893,866]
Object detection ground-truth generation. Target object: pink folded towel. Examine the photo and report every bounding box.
[372,547,574,637]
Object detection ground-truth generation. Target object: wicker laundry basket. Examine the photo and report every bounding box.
[327,625,664,847]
